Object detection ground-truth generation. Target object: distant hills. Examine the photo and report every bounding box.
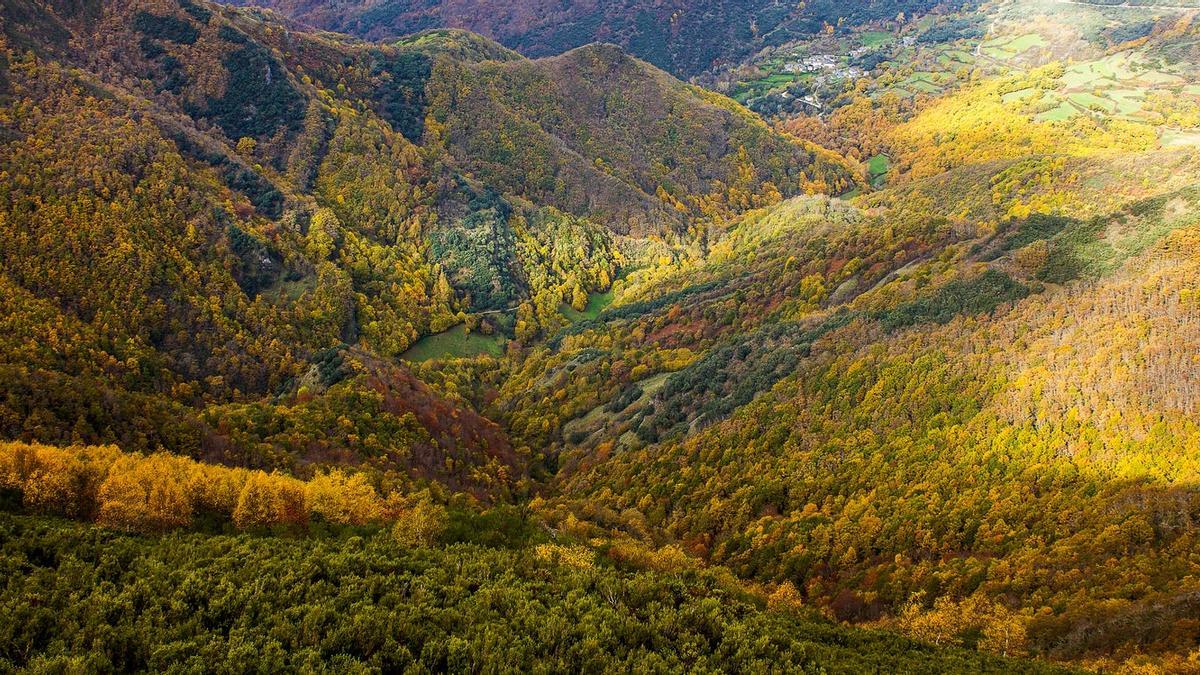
[220,0,969,77]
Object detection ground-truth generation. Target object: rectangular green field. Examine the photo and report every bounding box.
[401,325,507,361]
[1107,89,1145,115]
[1002,87,1036,104]
[1069,92,1115,112]
[560,290,615,323]
[861,31,894,48]
[908,79,942,94]
[1005,33,1047,53]
[866,154,891,177]
[1037,101,1079,122]
[982,33,1047,60]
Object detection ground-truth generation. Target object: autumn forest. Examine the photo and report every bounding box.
[2,0,1200,671]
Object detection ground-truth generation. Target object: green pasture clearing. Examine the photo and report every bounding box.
[1069,91,1116,112]
[1107,89,1145,115]
[401,324,506,361]
[981,33,1047,59]
[1101,54,1139,79]
[861,31,894,48]
[900,73,942,94]
[1006,33,1048,53]
[866,154,891,188]
[763,72,800,85]
[867,154,891,176]
[910,80,943,94]
[562,371,672,443]
[638,371,673,397]
[1062,64,1101,88]
[269,275,317,303]
[560,289,615,323]
[731,71,804,102]
[1162,129,1200,147]
[1037,101,1080,121]
[1002,87,1036,103]
[982,45,1009,59]
[1063,55,1140,88]
[1062,71,1121,91]
[931,48,973,71]
[1138,70,1182,85]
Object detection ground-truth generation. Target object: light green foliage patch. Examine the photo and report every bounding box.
[862,31,894,48]
[982,33,1047,59]
[1070,91,1116,112]
[1002,87,1036,103]
[1037,100,1080,121]
[401,324,507,361]
[560,290,615,323]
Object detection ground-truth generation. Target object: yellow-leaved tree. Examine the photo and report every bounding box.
[392,491,448,546]
[232,471,307,531]
[97,454,193,533]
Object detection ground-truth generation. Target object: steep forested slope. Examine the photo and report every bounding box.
[523,149,1200,668]
[4,0,1200,671]
[426,42,852,234]
[0,0,850,495]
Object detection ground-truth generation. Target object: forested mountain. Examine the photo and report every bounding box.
[4,0,1200,671]
[0,0,851,494]
[220,0,972,78]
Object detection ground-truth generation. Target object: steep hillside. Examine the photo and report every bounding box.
[427,42,855,235]
[5,0,1200,671]
[517,149,1200,668]
[489,5,1200,666]
[0,0,850,495]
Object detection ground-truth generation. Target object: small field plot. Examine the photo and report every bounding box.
[866,154,891,187]
[560,290,615,323]
[1140,70,1183,85]
[1037,100,1080,121]
[1107,89,1145,116]
[1069,91,1117,113]
[1002,87,1036,103]
[981,33,1047,59]
[861,31,894,48]
[903,76,943,94]
[401,325,506,361]
[1162,129,1200,147]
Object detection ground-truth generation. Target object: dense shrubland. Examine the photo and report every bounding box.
[0,513,1065,673]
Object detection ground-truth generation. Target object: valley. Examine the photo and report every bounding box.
[2,0,1200,671]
